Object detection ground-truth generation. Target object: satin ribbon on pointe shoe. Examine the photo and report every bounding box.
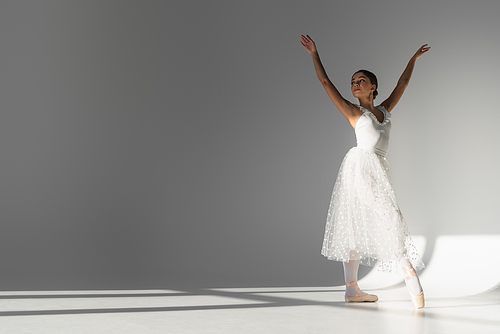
[403,265,425,309]
[344,281,378,302]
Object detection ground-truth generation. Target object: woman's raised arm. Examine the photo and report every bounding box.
[381,44,431,113]
[301,35,358,123]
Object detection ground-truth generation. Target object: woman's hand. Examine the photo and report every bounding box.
[300,35,317,55]
[412,44,431,60]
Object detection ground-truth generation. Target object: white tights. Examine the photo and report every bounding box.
[397,257,423,295]
[343,260,367,297]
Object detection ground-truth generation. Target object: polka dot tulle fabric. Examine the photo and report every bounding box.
[321,148,424,273]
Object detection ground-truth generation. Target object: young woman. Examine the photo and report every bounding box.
[300,35,430,309]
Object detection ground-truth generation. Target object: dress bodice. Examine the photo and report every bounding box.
[355,105,391,157]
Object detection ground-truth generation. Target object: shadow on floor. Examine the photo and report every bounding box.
[0,284,498,318]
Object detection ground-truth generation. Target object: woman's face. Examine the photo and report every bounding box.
[351,72,376,99]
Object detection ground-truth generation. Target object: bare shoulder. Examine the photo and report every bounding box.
[340,100,363,117]
[377,104,390,113]
[380,101,393,113]
[340,101,364,129]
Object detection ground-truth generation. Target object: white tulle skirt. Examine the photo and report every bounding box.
[321,147,424,273]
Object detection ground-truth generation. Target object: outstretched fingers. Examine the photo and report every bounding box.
[300,34,309,46]
[414,44,431,59]
[302,34,313,42]
[420,44,431,53]
[300,35,317,53]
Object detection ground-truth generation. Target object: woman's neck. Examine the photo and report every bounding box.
[358,98,375,111]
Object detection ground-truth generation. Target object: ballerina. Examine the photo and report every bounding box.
[300,34,430,308]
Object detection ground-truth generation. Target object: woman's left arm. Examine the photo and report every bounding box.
[381,44,431,112]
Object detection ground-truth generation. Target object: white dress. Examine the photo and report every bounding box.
[321,105,424,273]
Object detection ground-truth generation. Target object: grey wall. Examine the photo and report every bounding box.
[0,0,499,289]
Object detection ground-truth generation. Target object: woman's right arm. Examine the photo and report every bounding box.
[300,35,358,124]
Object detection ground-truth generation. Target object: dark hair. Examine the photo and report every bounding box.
[353,69,378,99]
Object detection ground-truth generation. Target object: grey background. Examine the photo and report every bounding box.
[0,0,499,289]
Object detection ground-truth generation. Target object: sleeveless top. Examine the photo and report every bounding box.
[355,105,392,157]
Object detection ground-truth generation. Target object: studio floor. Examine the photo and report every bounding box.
[1,235,499,333]
[0,284,499,334]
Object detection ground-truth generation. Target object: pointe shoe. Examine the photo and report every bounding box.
[344,281,378,302]
[403,265,425,309]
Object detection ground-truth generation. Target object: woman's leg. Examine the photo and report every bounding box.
[342,257,378,302]
[343,259,366,297]
[398,258,423,295]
